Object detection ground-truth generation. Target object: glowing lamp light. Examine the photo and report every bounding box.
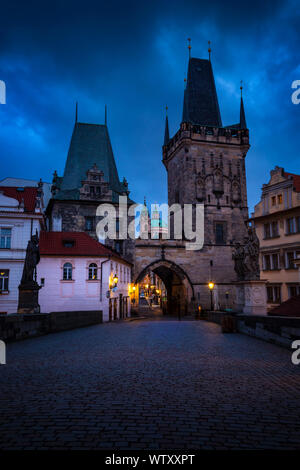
[113,274,118,285]
[145,284,149,289]
[156,289,160,294]
[208,282,214,290]
[132,286,136,291]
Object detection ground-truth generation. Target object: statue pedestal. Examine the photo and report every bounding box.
[17,282,41,314]
[235,280,267,315]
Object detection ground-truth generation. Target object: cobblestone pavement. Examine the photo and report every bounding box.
[1,319,300,450]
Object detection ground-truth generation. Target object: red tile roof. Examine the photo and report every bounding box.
[284,172,300,192]
[268,295,300,317]
[39,231,127,261]
[0,186,38,212]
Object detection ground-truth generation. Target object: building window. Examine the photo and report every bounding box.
[40,278,45,286]
[88,263,98,280]
[215,223,225,244]
[286,217,295,234]
[288,285,300,298]
[63,262,73,280]
[175,191,180,204]
[85,216,95,231]
[272,221,279,237]
[285,250,300,269]
[63,240,75,247]
[264,223,271,239]
[207,194,211,203]
[0,228,11,249]
[277,194,282,204]
[0,270,9,291]
[272,253,279,270]
[297,216,300,233]
[271,196,276,206]
[267,285,281,303]
[263,254,271,270]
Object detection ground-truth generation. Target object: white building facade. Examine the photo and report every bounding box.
[0,185,45,314]
[37,231,131,322]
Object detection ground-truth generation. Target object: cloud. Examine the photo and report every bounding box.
[0,0,299,211]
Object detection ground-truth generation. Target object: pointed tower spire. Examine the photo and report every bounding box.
[75,102,78,123]
[164,105,170,145]
[182,56,222,126]
[105,104,107,126]
[239,81,247,129]
[208,40,211,61]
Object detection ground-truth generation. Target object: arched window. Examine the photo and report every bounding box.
[88,263,98,280]
[63,262,73,280]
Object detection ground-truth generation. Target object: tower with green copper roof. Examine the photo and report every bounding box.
[47,106,134,262]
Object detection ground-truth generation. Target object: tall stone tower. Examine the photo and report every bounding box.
[162,55,250,307]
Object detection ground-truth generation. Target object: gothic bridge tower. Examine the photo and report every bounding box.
[133,45,252,311]
[159,52,250,308]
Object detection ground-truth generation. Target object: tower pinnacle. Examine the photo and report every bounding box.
[239,81,247,129]
[164,105,170,146]
[208,40,211,61]
[187,38,191,59]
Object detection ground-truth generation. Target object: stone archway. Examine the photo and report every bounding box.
[135,259,194,316]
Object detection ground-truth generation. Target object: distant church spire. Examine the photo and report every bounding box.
[75,102,78,123]
[208,40,211,61]
[164,105,170,145]
[239,81,247,129]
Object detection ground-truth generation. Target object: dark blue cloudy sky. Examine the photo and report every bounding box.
[0,0,299,213]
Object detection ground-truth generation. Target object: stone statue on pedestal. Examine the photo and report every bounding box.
[18,232,41,314]
[233,227,267,314]
[232,227,260,281]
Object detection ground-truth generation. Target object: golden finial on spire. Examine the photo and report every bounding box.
[240,80,243,97]
[208,40,211,61]
[187,38,191,59]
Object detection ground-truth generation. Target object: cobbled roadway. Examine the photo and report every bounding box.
[1,319,300,450]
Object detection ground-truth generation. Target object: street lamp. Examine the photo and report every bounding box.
[208,281,214,311]
[112,274,118,288]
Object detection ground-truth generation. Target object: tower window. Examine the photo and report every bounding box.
[85,216,95,231]
[215,223,226,244]
[175,191,180,204]
[115,241,123,254]
[207,195,211,203]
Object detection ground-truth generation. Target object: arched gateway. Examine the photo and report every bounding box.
[135,257,194,316]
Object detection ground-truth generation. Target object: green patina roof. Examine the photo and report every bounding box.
[56,122,127,202]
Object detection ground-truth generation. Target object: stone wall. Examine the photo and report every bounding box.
[0,310,102,342]
[201,311,300,349]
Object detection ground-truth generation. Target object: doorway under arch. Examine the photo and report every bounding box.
[135,259,194,316]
